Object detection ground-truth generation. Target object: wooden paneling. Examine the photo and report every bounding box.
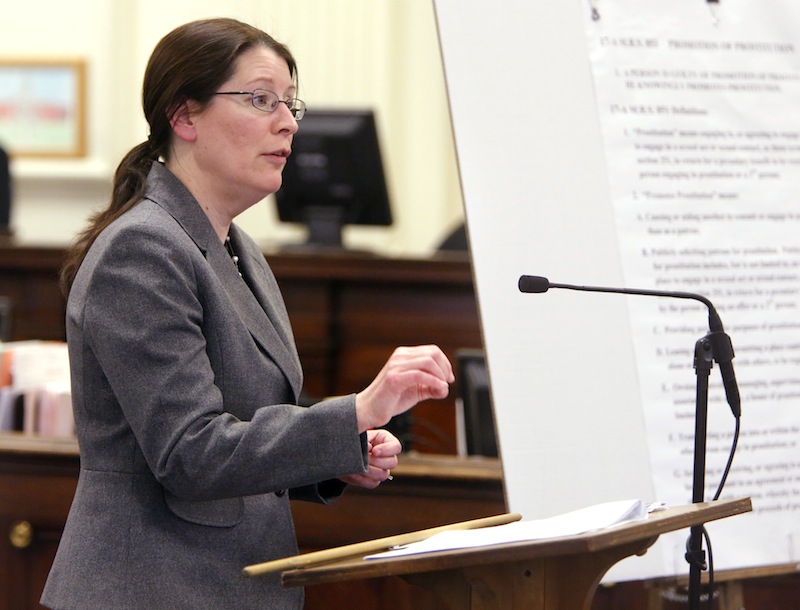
[0,245,482,453]
[0,245,65,342]
[0,436,79,610]
[269,251,481,453]
[291,454,505,551]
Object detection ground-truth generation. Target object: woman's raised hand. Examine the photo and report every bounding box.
[355,345,454,432]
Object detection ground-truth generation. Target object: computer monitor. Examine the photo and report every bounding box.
[457,349,498,457]
[275,109,392,249]
[0,145,10,234]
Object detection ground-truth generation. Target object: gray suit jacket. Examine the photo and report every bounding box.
[42,162,368,610]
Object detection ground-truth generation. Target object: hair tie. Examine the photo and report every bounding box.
[144,134,159,158]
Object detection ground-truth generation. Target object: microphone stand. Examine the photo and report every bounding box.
[687,335,712,610]
[687,326,735,610]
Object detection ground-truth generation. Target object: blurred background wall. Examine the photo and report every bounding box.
[0,0,464,255]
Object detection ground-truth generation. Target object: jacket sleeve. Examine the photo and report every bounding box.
[290,432,369,503]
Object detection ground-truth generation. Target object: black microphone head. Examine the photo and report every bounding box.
[518,275,550,293]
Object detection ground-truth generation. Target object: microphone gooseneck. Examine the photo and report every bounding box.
[518,274,741,418]
[518,274,715,309]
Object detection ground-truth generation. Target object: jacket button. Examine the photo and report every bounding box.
[275,489,286,497]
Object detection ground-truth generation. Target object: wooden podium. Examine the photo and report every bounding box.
[280,498,752,610]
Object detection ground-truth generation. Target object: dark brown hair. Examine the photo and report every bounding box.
[59,18,297,295]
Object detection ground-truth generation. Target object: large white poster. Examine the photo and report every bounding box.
[436,0,800,580]
[586,0,800,572]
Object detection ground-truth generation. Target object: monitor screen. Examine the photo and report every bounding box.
[457,349,498,457]
[276,109,392,249]
[0,145,10,233]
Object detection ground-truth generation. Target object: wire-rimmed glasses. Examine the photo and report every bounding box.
[214,89,306,120]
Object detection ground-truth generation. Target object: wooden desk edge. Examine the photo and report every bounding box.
[392,453,502,481]
[0,436,502,480]
[0,431,79,456]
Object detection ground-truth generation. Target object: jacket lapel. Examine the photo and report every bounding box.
[208,237,303,399]
[143,163,303,401]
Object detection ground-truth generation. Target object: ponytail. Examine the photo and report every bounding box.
[59,140,157,296]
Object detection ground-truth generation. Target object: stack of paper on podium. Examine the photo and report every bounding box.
[366,499,648,560]
[0,341,72,437]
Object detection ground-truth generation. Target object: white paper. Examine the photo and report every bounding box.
[365,499,646,560]
[10,343,70,391]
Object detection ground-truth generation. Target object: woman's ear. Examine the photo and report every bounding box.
[169,99,198,143]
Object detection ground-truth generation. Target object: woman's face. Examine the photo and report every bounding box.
[186,46,299,211]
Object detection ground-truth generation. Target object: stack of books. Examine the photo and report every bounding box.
[0,341,72,437]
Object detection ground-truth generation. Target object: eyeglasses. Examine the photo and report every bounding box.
[214,89,306,120]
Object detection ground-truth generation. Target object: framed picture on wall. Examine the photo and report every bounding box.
[0,59,86,158]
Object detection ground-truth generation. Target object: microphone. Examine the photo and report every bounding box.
[518,275,741,418]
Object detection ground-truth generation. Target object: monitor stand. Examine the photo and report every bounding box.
[278,206,380,257]
[303,206,344,249]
